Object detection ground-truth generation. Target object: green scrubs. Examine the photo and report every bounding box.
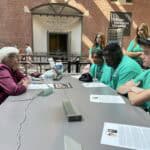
[127,40,143,64]
[110,56,142,89]
[89,45,102,56]
[90,63,113,85]
[133,69,150,110]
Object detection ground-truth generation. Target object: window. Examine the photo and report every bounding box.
[107,28,123,47]
[111,0,133,4]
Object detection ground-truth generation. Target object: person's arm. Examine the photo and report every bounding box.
[88,54,94,64]
[1,78,27,96]
[128,89,150,105]
[125,39,143,58]
[14,69,27,82]
[124,51,143,58]
[116,68,141,90]
[88,48,94,63]
[18,77,30,87]
[89,64,95,78]
[0,70,28,96]
[117,80,140,94]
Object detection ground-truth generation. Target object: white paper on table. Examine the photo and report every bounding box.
[101,122,150,150]
[28,84,54,89]
[90,95,125,104]
[64,135,82,150]
[82,82,107,88]
[71,74,81,79]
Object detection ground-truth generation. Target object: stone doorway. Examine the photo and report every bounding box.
[31,3,83,57]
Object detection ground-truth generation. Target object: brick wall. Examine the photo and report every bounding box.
[0,0,150,55]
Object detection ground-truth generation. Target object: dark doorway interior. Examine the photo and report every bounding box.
[48,33,68,60]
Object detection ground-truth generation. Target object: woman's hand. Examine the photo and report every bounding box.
[18,78,30,88]
[22,78,30,88]
[130,86,144,93]
[117,80,140,95]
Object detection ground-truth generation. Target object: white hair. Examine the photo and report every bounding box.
[0,47,19,63]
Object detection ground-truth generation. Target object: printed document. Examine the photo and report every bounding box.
[90,95,125,104]
[28,84,54,89]
[82,82,107,88]
[101,122,150,150]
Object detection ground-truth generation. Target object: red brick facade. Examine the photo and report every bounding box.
[0,0,150,55]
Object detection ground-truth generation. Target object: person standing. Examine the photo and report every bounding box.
[88,32,105,63]
[25,43,33,65]
[25,43,32,55]
[125,23,149,65]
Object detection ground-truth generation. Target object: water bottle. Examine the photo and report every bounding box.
[55,60,63,74]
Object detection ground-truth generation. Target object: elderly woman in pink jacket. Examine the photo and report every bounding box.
[0,47,30,104]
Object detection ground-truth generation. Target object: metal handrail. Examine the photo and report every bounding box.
[20,54,90,74]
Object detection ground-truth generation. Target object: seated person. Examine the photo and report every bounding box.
[118,38,150,111]
[89,50,113,85]
[0,47,30,104]
[102,43,142,90]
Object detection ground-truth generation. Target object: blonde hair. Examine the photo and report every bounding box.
[138,23,149,38]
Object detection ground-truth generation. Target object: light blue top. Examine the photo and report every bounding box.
[110,56,142,89]
[133,69,150,110]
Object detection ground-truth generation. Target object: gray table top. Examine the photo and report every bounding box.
[0,75,150,150]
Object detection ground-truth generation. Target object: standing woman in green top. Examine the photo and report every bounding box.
[88,32,106,63]
[125,23,149,65]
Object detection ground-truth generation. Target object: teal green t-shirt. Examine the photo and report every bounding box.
[133,69,150,109]
[89,45,102,55]
[110,56,142,89]
[89,63,113,85]
[127,39,143,64]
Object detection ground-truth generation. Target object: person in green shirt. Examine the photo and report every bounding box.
[118,37,150,112]
[125,23,149,65]
[89,50,113,85]
[103,42,142,90]
[88,32,105,63]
